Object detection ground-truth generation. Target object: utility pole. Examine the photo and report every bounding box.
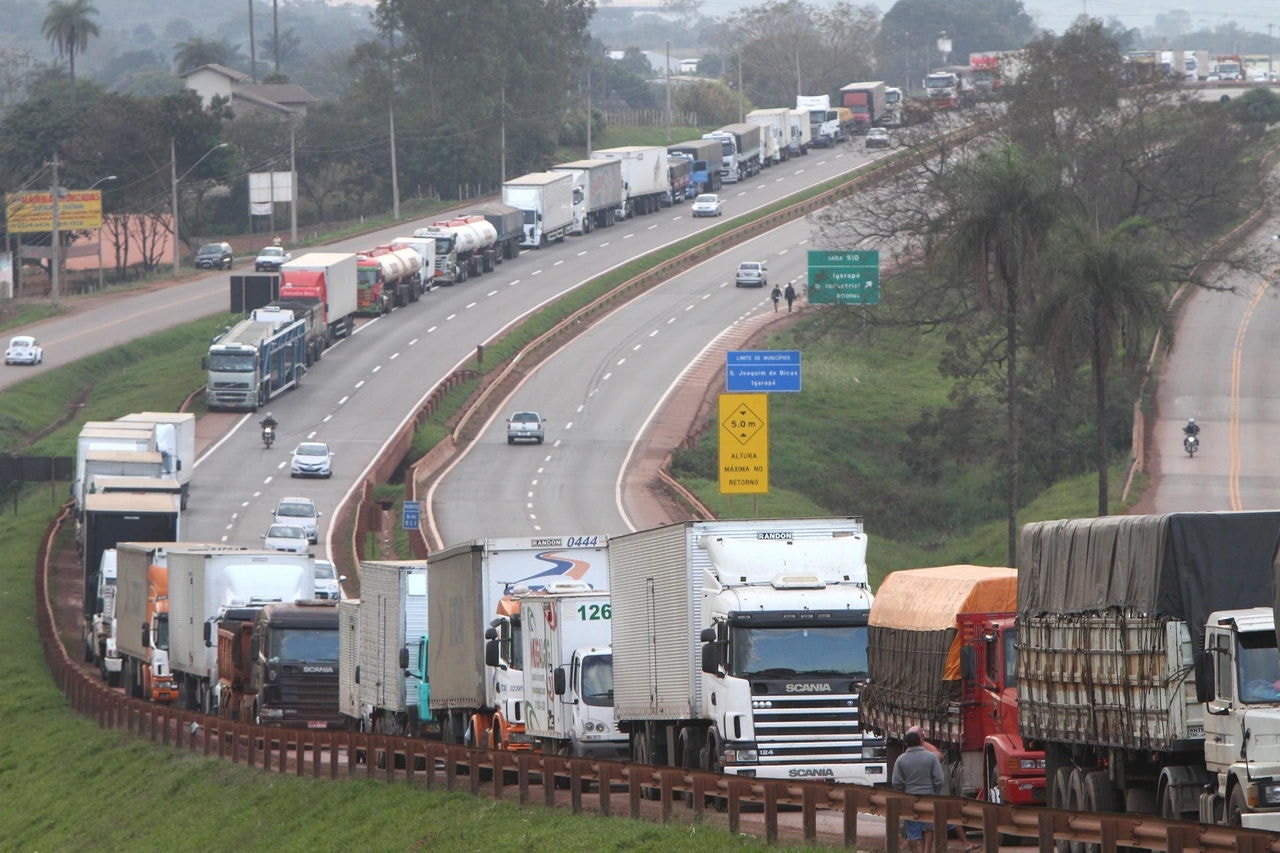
[665,40,672,143]
[171,138,180,278]
[289,126,299,242]
[49,154,62,308]
[248,0,257,83]
[387,31,400,221]
[738,49,744,123]
[585,65,592,157]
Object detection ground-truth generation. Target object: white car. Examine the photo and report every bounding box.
[314,559,344,600]
[273,496,320,543]
[262,523,309,553]
[290,442,333,478]
[691,193,724,217]
[254,245,292,272]
[5,335,43,365]
[506,411,546,444]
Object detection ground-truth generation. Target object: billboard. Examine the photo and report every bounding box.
[5,190,104,233]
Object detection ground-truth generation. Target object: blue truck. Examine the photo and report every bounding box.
[668,138,723,196]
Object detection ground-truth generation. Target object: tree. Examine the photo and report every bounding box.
[172,37,243,75]
[1031,218,1174,516]
[40,0,99,105]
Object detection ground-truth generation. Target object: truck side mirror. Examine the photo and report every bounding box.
[554,666,567,696]
[959,645,977,681]
[354,664,360,684]
[701,643,720,676]
[200,357,208,370]
[203,621,212,648]
[485,638,501,668]
[699,627,716,643]
[399,647,409,670]
[141,626,150,649]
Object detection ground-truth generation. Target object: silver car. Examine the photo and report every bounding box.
[735,261,768,288]
[262,523,309,553]
[274,496,320,543]
[507,411,546,444]
[314,559,344,600]
[290,442,333,478]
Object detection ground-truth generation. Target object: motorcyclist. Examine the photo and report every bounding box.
[1183,418,1200,438]
[259,413,278,446]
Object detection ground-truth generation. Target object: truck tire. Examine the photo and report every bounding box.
[1228,784,1249,826]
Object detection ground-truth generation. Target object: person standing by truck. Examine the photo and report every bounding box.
[892,728,944,853]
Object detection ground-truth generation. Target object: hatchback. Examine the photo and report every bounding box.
[290,442,333,478]
[691,194,724,217]
[314,559,344,600]
[263,523,309,553]
[274,496,320,543]
[254,245,292,272]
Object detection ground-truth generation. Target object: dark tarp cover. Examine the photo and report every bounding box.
[1018,511,1280,698]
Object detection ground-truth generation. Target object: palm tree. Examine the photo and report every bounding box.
[40,0,99,104]
[1031,217,1174,516]
[173,37,240,76]
[930,143,1063,566]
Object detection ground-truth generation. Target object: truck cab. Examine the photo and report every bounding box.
[1200,607,1280,829]
[482,596,529,749]
[557,645,627,759]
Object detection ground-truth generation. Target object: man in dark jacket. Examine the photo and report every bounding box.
[892,729,944,853]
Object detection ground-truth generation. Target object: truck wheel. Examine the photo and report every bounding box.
[1049,766,1072,853]
[1228,784,1248,826]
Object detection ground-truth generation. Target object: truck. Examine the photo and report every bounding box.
[665,154,693,205]
[1213,54,1244,81]
[1017,511,1280,831]
[355,246,422,314]
[745,107,791,164]
[862,565,1045,805]
[838,81,888,133]
[702,124,763,184]
[338,560,429,736]
[249,302,328,367]
[277,252,358,341]
[968,53,1003,99]
[925,69,964,109]
[882,87,905,127]
[519,586,627,759]
[786,107,812,155]
[427,534,609,748]
[203,308,309,411]
[502,172,575,248]
[387,236,436,292]
[217,599,342,729]
[114,542,187,703]
[607,518,887,786]
[116,411,196,509]
[589,146,670,218]
[412,217,498,286]
[164,545,315,713]
[83,548,122,685]
[549,158,624,233]
[796,94,846,147]
[667,138,723,194]
[79,450,165,511]
[81,491,180,626]
[73,422,156,517]
[458,200,524,261]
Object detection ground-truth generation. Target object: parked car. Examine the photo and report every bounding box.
[865,128,891,149]
[273,496,320,543]
[254,245,292,272]
[262,523,309,553]
[290,441,333,478]
[5,335,43,365]
[506,411,546,445]
[195,242,234,270]
[691,193,724,217]
[734,260,767,288]
[314,559,344,600]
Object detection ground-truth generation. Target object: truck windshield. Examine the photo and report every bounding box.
[1237,631,1280,704]
[581,653,613,707]
[267,628,339,662]
[1003,628,1018,687]
[925,76,954,90]
[155,614,170,652]
[207,352,257,372]
[717,139,734,157]
[432,236,453,254]
[356,268,379,287]
[729,625,868,678]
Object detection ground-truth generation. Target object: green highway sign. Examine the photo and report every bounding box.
[807,249,881,305]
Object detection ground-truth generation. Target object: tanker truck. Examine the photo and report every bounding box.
[459,200,523,261]
[413,215,499,285]
[355,246,422,314]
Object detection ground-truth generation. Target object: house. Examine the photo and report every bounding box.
[180,64,318,119]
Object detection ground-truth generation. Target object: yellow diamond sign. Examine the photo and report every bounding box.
[719,393,768,494]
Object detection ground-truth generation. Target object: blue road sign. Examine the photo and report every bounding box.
[402,500,421,530]
[726,350,801,392]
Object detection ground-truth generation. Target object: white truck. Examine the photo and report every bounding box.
[746,107,791,165]
[549,158,624,234]
[702,124,763,183]
[79,449,165,511]
[520,586,627,759]
[589,146,670,218]
[503,172,575,248]
[427,534,609,748]
[337,560,429,736]
[786,108,812,155]
[608,517,886,786]
[84,548,122,685]
[413,216,498,285]
[116,411,196,509]
[73,422,156,516]
[796,94,841,147]
[164,545,315,713]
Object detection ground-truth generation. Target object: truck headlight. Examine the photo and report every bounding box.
[1020,758,1046,771]
[1256,781,1280,806]
[723,748,758,764]
[861,737,887,759]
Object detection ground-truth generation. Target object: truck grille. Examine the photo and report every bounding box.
[750,690,870,761]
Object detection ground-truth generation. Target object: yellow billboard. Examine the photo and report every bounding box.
[5,190,104,233]
[718,393,769,494]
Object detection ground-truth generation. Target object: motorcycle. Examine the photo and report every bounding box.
[1183,433,1199,457]
[262,424,275,449]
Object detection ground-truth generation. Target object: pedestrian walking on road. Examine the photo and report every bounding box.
[771,284,782,311]
[784,281,797,313]
[893,728,945,853]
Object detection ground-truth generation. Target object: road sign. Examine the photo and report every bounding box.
[402,500,422,530]
[719,393,769,494]
[726,350,801,392]
[807,249,880,305]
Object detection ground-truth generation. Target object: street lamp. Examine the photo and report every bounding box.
[89,175,117,292]
[171,141,229,277]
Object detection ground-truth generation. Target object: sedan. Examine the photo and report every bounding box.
[691,193,724,217]
[5,335,43,365]
[290,442,334,478]
[274,496,320,543]
[314,559,344,600]
[262,523,309,553]
[255,245,292,272]
[865,128,891,149]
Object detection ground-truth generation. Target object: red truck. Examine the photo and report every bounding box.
[278,252,358,340]
[863,565,1045,806]
[356,246,423,315]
